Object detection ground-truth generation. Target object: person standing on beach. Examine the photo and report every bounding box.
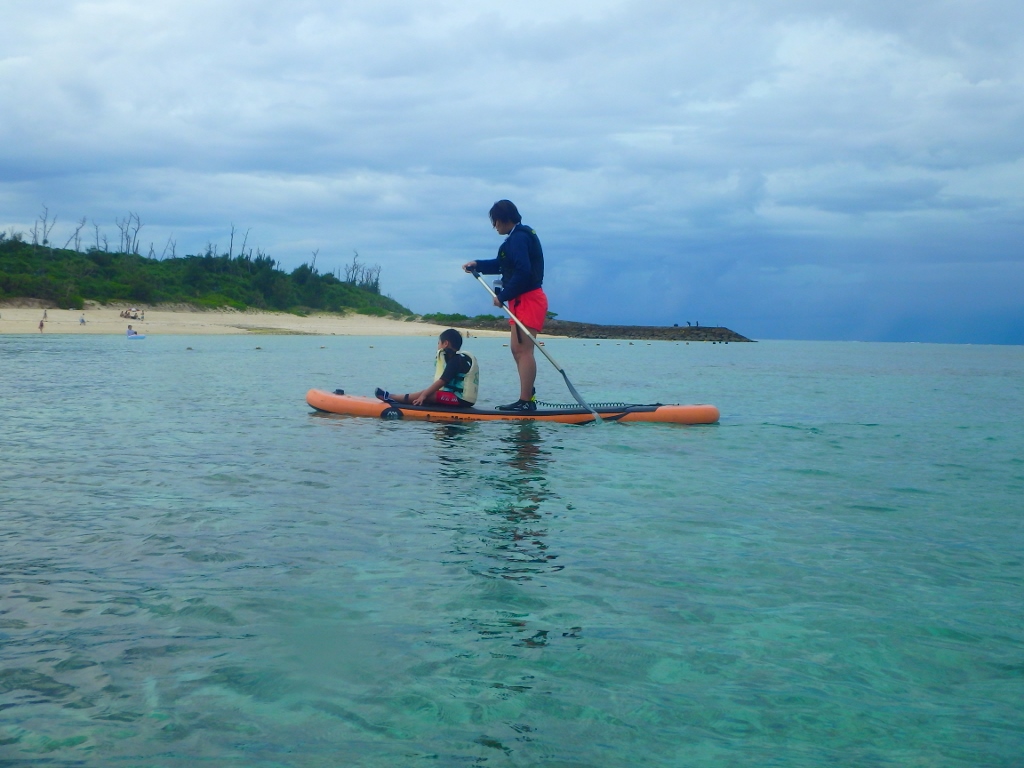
[38,318,44,332]
[462,200,547,412]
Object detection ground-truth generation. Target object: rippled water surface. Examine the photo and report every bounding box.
[1,334,1022,766]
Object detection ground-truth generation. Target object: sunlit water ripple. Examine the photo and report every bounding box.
[1,334,1021,766]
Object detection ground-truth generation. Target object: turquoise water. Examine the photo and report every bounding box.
[0,334,1022,766]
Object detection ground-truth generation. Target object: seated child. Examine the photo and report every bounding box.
[376,328,478,407]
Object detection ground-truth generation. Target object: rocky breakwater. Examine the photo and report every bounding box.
[458,317,754,342]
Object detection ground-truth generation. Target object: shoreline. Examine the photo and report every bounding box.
[0,300,753,341]
[0,303,509,337]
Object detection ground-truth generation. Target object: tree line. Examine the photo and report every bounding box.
[0,210,410,316]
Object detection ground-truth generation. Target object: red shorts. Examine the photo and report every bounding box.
[435,390,468,407]
[507,288,548,331]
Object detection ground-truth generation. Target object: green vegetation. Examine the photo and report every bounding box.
[0,232,410,316]
[420,311,505,325]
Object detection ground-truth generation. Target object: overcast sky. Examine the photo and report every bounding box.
[2,0,1022,343]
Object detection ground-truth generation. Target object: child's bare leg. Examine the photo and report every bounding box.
[379,389,438,405]
[404,389,434,405]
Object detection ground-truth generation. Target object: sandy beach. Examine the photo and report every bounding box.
[0,302,509,337]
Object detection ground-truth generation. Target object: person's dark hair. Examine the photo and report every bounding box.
[489,200,522,226]
[439,328,463,350]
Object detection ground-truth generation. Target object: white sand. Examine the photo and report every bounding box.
[0,303,509,337]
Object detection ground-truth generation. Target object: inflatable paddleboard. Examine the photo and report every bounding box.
[127,334,146,340]
[306,389,719,425]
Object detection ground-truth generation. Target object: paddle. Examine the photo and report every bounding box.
[470,270,601,422]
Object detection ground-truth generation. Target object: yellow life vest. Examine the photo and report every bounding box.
[435,349,479,405]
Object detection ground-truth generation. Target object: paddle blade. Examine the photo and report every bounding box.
[562,371,602,423]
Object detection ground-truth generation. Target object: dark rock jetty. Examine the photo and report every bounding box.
[460,317,754,342]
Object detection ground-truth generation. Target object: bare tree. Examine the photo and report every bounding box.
[45,207,56,244]
[115,212,143,254]
[310,248,319,272]
[116,217,127,253]
[161,235,177,260]
[344,251,363,282]
[31,205,58,249]
[364,264,381,293]
[63,217,88,251]
[239,228,251,261]
[132,213,142,254]
[343,251,381,293]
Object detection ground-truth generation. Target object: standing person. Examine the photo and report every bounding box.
[38,318,44,332]
[462,200,547,411]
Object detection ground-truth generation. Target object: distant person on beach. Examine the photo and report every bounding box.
[80,314,86,325]
[38,319,44,332]
[462,200,546,412]
[375,328,478,407]
[126,325,138,336]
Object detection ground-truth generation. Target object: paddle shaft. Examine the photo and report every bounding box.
[470,271,600,420]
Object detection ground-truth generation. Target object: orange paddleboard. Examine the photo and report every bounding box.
[306,389,719,425]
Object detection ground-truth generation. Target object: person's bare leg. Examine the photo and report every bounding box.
[389,390,436,405]
[509,325,539,401]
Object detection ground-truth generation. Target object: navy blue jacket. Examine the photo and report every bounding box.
[475,224,544,303]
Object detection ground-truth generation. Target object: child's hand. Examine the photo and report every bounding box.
[412,394,426,406]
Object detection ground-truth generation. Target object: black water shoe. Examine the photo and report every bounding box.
[375,388,391,402]
[496,399,537,412]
